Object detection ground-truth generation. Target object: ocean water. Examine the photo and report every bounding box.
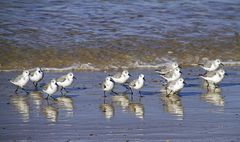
[0,0,240,71]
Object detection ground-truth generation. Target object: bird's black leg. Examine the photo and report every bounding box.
[139,90,143,98]
[213,83,217,92]
[104,91,107,98]
[103,95,106,104]
[15,87,19,94]
[167,90,172,97]
[129,88,133,95]
[35,82,38,89]
[129,88,134,100]
[32,82,36,87]
[63,88,69,93]
[138,95,142,102]
[60,87,64,95]
[50,95,56,101]
[206,81,210,92]
[21,88,29,94]
[45,94,49,100]
[122,84,129,90]
[112,90,118,95]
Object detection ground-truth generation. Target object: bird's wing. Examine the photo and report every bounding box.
[129,79,137,88]
[203,70,217,77]
[30,70,35,77]
[167,80,177,87]
[43,83,50,90]
[199,58,212,68]
[112,72,122,78]
[161,71,174,78]
[204,60,213,68]
[101,80,106,89]
[56,75,67,82]
[11,74,23,83]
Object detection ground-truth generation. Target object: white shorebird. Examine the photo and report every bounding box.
[102,76,116,97]
[30,67,44,89]
[43,79,58,100]
[10,70,30,93]
[129,74,145,97]
[199,59,223,72]
[200,68,226,87]
[155,62,180,74]
[56,72,76,95]
[158,67,182,82]
[165,78,185,95]
[111,70,131,84]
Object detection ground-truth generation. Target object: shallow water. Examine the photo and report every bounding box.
[0,0,240,70]
[0,67,240,141]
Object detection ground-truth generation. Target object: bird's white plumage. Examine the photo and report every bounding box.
[10,70,30,88]
[56,72,75,88]
[199,59,222,71]
[129,74,145,90]
[30,67,44,83]
[160,67,181,82]
[111,70,130,84]
[43,79,58,96]
[166,78,185,93]
[200,69,225,84]
[156,62,179,74]
[102,76,115,92]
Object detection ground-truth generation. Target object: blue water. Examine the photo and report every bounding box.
[1,0,239,48]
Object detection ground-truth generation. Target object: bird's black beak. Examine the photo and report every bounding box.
[183,81,187,85]
[178,65,182,69]
[143,77,146,81]
[110,78,114,82]
[180,71,182,74]
[73,76,77,79]
[220,63,224,66]
[55,83,58,86]
[129,74,132,77]
[225,73,228,76]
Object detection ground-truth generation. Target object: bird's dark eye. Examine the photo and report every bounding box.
[38,71,41,73]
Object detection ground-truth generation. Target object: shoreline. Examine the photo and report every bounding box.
[1,61,240,72]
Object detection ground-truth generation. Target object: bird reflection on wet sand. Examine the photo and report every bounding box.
[56,96,74,111]
[99,97,114,119]
[161,93,184,120]
[56,96,74,118]
[112,93,130,112]
[201,90,224,107]
[202,81,222,93]
[129,97,144,119]
[43,105,58,123]
[29,91,43,110]
[10,95,30,122]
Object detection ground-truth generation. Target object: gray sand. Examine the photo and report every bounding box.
[0,67,240,142]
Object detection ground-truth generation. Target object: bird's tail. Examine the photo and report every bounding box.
[9,79,13,84]
[198,63,204,68]
[199,75,205,79]
[155,70,162,74]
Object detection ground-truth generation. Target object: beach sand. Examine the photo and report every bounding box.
[0,67,240,142]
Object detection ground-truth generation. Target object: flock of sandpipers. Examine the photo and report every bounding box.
[9,58,226,100]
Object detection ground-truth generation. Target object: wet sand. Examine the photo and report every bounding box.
[0,67,240,142]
